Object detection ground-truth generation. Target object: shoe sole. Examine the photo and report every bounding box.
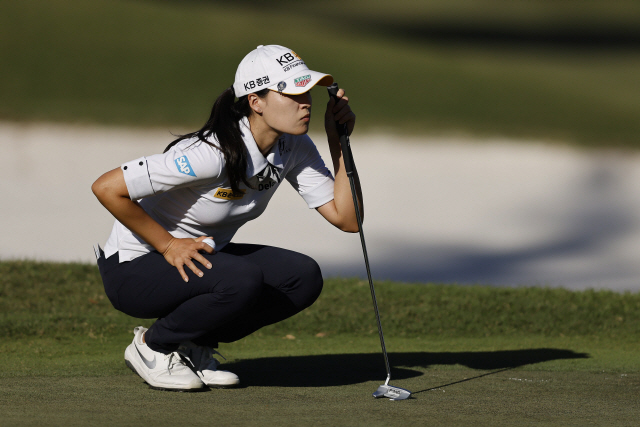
[193,370,240,389]
[205,381,240,389]
[197,372,240,388]
[124,346,204,392]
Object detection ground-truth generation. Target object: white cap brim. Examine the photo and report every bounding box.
[268,70,333,95]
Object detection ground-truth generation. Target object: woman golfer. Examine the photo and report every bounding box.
[92,45,360,391]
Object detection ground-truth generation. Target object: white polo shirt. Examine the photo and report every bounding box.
[103,117,335,262]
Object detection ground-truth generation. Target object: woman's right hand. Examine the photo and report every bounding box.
[162,236,214,282]
[92,168,214,282]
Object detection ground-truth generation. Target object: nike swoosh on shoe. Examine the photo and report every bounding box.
[135,344,156,369]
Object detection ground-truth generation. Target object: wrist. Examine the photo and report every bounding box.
[160,236,176,255]
[327,133,340,146]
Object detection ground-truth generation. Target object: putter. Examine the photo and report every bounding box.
[328,83,411,401]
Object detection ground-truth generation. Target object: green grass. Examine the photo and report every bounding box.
[2,261,639,341]
[1,334,639,426]
[2,0,640,147]
[1,261,639,425]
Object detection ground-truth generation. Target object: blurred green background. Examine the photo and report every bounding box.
[2,0,640,146]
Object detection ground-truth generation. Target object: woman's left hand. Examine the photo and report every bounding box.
[324,87,356,141]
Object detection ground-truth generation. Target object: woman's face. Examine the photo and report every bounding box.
[256,90,312,136]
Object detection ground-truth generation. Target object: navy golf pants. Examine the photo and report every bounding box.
[98,243,323,354]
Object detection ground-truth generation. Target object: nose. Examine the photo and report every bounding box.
[297,91,312,107]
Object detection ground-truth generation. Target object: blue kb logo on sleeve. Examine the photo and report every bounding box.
[175,155,196,177]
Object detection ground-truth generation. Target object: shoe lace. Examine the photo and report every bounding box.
[209,347,227,361]
[198,346,226,370]
[176,342,226,370]
[164,351,187,374]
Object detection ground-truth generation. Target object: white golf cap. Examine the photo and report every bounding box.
[233,45,333,97]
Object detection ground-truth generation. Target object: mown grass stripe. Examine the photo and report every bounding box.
[1,261,638,340]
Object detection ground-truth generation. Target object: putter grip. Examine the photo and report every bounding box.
[327,83,354,175]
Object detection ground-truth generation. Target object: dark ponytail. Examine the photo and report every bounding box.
[165,86,270,195]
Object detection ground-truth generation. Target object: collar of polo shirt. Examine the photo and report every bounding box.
[239,117,284,178]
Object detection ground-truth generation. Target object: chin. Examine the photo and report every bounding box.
[288,126,309,136]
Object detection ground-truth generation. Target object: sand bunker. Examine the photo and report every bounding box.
[2,122,639,291]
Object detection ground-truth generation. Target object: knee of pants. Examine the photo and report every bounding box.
[293,256,324,310]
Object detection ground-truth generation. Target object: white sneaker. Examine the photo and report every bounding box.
[179,341,240,388]
[124,326,204,391]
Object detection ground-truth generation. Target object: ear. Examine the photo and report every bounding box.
[248,93,264,115]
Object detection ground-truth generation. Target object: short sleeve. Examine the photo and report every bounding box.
[122,138,223,200]
[285,135,335,209]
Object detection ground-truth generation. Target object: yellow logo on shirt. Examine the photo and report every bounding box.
[214,188,246,200]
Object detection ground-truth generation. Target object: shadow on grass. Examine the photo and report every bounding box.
[226,348,588,388]
[412,368,514,395]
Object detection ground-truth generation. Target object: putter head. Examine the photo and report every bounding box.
[373,384,412,401]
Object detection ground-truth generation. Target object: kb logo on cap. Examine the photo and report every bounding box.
[276,51,304,73]
[276,51,302,66]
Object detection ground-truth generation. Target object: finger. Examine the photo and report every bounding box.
[334,107,354,123]
[193,252,212,269]
[327,88,345,109]
[339,111,356,125]
[176,264,189,283]
[332,104,350,120]
[198,242,214,254]
[184,258,203,278]
[195,236,215,254]
[326,96,336,110]
[330,88,345,101]
[332,96,349,114]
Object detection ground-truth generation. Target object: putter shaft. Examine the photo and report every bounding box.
[346,167,391,382]
[327,83,410,400]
